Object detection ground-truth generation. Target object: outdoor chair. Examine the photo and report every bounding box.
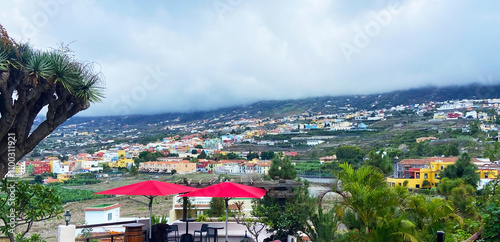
[194,224,209,242]
[166,224,179,242]
[205,228,217,242]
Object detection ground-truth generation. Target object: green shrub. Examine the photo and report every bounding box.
[196,213,208,222]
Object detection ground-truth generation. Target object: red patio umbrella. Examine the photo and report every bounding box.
[94,180,198,239]
[179,182,266,242]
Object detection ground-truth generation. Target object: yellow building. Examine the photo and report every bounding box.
[478,169,499,179]
[389,157,500,189]
[117,150,126,158]
[256,161,271,175]
[57,174,70,182]
[139,160,196,174]
[416,137,438,143]
[108,157,133,168]
[387,160,455,189]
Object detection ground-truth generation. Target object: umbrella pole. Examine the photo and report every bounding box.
[149,197,153,239]
[225,198,229,242]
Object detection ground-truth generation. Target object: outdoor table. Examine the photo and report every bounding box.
[180,218,196,242]
[207,225,224,242]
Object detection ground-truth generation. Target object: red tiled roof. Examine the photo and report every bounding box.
[398,159,430,165]
[427,157,458,163]
[85,204,121,211]
[398,157,458,165]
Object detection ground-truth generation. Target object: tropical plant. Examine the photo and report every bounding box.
[404,194,462,241]
[232,201,266,242]
[439,152,480,189]
[15,233,46,242]
[0,24,105,178]
[476,177,500,241]
[305,207,339,242]
[253,180,316,241]
[0,180,63,242]
[333,163,418,241]
[195,213,208,222]
[151,214,169,225]
[366,150,393,175]
[207,197,225,217]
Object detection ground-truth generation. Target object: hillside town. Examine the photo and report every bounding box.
[8,98,500,189]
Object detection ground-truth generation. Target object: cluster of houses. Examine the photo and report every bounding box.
[387,156,500,189]
[8,132,296,180]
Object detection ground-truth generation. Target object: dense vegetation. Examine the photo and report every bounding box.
[48,184,113,203]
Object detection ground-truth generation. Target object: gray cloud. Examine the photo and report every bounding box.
[1,0,499,116]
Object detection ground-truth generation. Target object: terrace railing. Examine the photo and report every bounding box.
[75,220,147,242]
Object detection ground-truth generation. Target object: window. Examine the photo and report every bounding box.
[424,173,428,179]
[398,183,401,186]
[435,174,438,179]
[485,173,488,178]
[108,213,112,221]
[416,184,420,188]
[441,166,443,170]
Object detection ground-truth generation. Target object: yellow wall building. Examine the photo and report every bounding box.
[478,169,499,179]
[387,160,455,189]
[388,159,499,189]
[139,160,196,174]
[108,157,133,168]
[57,174,70,182]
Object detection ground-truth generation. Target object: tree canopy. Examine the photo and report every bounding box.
[268,153,297,180]
[366,150,394,175]
[0,180,63,241]
[336,145,365,164]
[0,24,104,178]
[439,152,480,188]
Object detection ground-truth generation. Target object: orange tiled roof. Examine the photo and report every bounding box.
[257,161,272,167]
[85,204,121,211]
[399,157,458,165]
[398,159,430,165]
[427,157,458,163]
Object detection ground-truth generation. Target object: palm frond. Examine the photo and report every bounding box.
[73,63,105,103]
[0,50,8,71]
[392,232,419,242]
[24,51,52,85]
[48,51,80,92]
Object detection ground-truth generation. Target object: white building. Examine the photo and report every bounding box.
[85,204,121,225]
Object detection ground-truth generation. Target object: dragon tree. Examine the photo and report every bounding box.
[0,24,104,178]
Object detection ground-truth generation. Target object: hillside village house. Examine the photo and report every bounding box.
[387,157,500,189]
[319,155,337,163]
[139,160,196,174]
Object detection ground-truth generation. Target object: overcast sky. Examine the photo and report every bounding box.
[1,0,499,116]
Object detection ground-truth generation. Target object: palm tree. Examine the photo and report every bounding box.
[305,207,339,242]
[333,163,418,241]
[404,194,462,241]
[0,24,104,177]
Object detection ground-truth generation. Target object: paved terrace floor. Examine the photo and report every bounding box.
[168,221,271,242]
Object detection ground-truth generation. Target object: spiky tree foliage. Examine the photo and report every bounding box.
[404,194,462,241]
[333,163,418,241]
[0,24,104,178]
[305,207,339,242]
